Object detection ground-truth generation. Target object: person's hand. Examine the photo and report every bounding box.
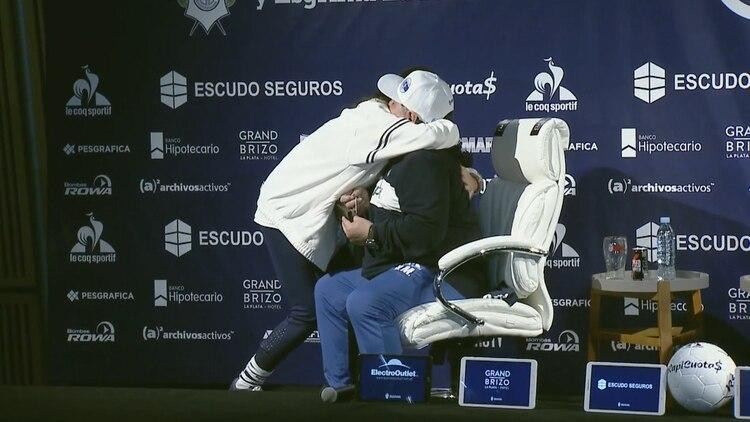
[341,215,372,245]
[460,166,481,199]
[339,187,370,216]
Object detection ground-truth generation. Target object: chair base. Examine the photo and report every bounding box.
[428,337,488,402]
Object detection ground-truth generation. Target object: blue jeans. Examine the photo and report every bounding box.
[314,263,463,388]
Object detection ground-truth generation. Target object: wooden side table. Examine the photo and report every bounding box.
[741,275,750,293]
[587,270,709,364]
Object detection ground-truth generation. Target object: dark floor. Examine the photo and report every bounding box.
[0,385,734,422]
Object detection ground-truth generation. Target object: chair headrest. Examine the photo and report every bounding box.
[491,118,570,185]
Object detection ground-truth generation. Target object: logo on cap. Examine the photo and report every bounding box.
[399,78,411,94]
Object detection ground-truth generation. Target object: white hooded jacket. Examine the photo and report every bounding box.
[254,99,460,270]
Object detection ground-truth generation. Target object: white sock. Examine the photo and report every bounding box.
[235,356,273,390]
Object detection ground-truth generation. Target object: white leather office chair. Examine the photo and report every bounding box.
[397,117,570,349]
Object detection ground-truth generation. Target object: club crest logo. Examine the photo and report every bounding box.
[399,78,411,94]
[178,0,235,36]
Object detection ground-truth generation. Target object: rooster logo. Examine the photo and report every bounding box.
[179,0,235,36]
[66,65,110,107]
[550,224,579,258]
[526,58,577,102]
[70,212,115,254]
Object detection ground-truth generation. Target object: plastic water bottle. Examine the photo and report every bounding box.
[656,216,677,281]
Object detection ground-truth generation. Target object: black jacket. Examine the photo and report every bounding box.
[362,147,485,297]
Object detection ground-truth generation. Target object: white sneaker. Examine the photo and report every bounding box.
[229,377,262,391]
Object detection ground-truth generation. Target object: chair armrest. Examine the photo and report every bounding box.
[438,235,547,271]
[432,236,548,326]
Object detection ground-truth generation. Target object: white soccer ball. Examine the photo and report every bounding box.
[667,342,736,413]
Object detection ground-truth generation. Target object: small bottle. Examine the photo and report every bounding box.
[656,217,677,282]
[632,247,647,280]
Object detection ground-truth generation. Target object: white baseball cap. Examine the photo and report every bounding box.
[377,70,454,123]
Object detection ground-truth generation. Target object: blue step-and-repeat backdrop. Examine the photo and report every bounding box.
[46,0,750,392]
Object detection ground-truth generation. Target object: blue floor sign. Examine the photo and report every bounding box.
[459,357,537,409]
[584,362,666,415]
[358,354,430,403]
[735,367,750,419]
